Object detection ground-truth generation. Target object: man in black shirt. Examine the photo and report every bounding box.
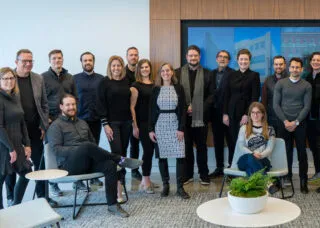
[125,47,142,180]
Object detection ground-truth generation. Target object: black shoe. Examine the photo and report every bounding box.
[108,204,129,218]
[119,158,143,169]
[90,178,103,186]
[47,198,58,207]
[73,181,90,191]
[300,179,309,194]
[7,199,14,207]
[176,187,190,199]
[209,168,224,179]
[161,183,170,197]
[131,169,142,181]
[316,187,320,193]
[49,183,63,197]
[268,183,279,195]
[200,176,210,185]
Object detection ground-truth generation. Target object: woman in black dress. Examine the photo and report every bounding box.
[223,49,260,166]
[0,67,32,209]
[130,59,155,193]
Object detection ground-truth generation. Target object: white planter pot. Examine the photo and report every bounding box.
[227,191,268,214]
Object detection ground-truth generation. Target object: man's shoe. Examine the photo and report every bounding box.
[282,176,292,187]
[308,172,320,184]
[200,176,210,185]
[90,178,103,186]
[183,178,194,185]
[7,199,14,207]
[268,183,279,194]
[131,169,142,181]
[316,187,320,193]
[300,179,309,194]
[119,158,143,169]
[73,181,90,191]
[108,204,129,218]
[49,183,63,197]
[176,187,190,199]
[47,198,58,207]
[161,183,170,197]
[208,168,224,179]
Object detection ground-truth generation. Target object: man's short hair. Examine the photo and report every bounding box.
[216,50,231,60]
[187,45,200,55]
[80,51,95,62]
[273,55,286,63]
[16,49,32,60]
[48,49,63,59]
[289,57,303,67]
[60,94,76,105]
[126,47,138,56]
[237,49,252,60]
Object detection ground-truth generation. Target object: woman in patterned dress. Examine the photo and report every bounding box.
[149,63,190,199]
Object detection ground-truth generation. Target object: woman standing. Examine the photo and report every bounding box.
[149,63,190,199]
[97,56,132,202]
[0,67,32,209]
[130,59,155,194]
[223,49,260,166]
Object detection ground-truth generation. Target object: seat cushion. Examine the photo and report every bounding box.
[50,172,105,183]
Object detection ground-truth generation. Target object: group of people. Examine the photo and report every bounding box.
[0,45,319,218]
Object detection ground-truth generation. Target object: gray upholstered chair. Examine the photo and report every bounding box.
[219,138,294,199]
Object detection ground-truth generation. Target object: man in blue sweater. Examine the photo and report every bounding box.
[273,57,312,194]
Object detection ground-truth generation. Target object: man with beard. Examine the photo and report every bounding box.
[175,45,215,185]
[209,50,234,178]
[74,52,104,186]
[47,94,143,217]
[273,57,312,194]
[262,56,288,135]
[42,49,78,195]
[125,47,142,180]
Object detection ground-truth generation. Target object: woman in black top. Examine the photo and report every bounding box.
[223,49,260,166]
[130,59,155,194]
[0,67,32,209]
[97,56,132,203]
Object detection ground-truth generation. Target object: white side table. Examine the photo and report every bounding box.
[197,197,301,227]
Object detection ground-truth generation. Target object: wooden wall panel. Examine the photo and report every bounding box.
[304,0,320,19]
[277,0,305,19]
[150,0,180,19]
[150,20,180,77]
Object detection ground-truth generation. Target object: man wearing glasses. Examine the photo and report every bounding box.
[5,49,54,205]
[273,57,312,194]
[209,50,234,179]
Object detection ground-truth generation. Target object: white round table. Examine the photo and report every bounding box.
[197,197,301,227]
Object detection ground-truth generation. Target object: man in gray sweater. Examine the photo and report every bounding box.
[273,57,312,194]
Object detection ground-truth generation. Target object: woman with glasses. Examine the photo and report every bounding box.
[0,67,32,209]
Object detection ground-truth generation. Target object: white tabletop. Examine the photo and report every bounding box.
[197,197,301,227]
[26,169,68,181]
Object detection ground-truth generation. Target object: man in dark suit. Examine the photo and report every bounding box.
[209,50,234,178]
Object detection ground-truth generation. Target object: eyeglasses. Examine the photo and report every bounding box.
[251,111,262,115]
[218,55,229,59]
[18,59,34,64]
[1,77,16,81]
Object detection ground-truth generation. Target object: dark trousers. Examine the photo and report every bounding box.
[5,127,45,200]
[129,130,140,172]
[278,121,308,180]
[109,121,132,178]
[86,120,102,145]
[237,154,271,176]
[158,158,185,188]
[185,119,209,179]
[212,108,232,168]
[139,122,155,176]
[307,120,320,173]
[228,117,241,165]
[268,117,281,137]
[61,142,121,206]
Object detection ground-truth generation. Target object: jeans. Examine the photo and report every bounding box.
[237,153,271,176]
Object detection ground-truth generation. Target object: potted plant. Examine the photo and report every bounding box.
[228,170,273,214]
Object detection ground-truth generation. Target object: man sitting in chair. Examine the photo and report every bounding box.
[47,94,143,218]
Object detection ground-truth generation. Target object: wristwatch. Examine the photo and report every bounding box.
[295,120,300,126]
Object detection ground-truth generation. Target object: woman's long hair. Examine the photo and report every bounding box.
[0,67,19,94]
[106,55,126,80]
[154,63,178,87]
[246,102,269,139]
[135,59,154,83]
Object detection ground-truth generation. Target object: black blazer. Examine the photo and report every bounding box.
[148,84,186,132]
[223,69,260,121]
[305,71,320,120]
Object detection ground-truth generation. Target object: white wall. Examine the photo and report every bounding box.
[0,0,150,75]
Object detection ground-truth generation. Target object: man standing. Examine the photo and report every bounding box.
[262,56,288,135]
[273,57,312,194]
[42,49,78,195]
[47,94,143,217]
[305,52,320,188]
[209,50,234,178]
[125,47,142,180]
[73,52,104,186]
[176,45,215,185]
[6,49,55,205]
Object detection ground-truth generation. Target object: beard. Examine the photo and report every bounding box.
[62,110,76,118]
[83,64,94,72]
[188,62,199,67]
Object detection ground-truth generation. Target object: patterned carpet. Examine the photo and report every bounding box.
[54,180,320,228]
